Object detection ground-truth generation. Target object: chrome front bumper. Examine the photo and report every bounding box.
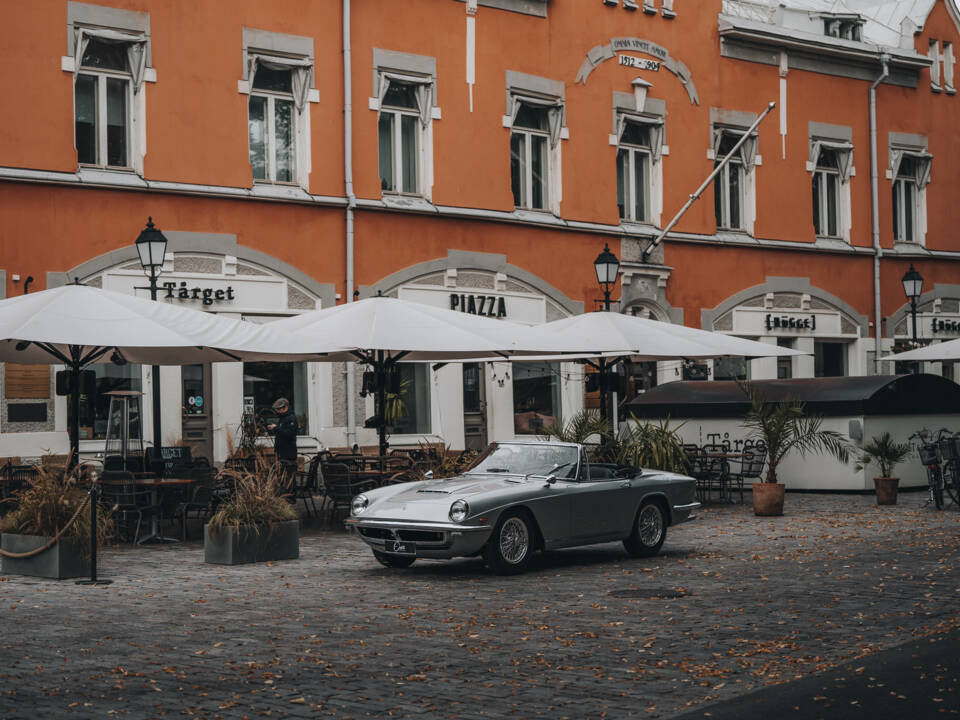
[344,517,493,559]
[672,501,700,524]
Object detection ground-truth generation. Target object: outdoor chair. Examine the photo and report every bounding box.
[727,448,767,504]
[699,444,729,503]
[290,454,322,519]
[322,462,373,521]
[175,482,217,540]
[100,476,162,544]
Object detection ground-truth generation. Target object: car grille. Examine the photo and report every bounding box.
[358,527,445,543]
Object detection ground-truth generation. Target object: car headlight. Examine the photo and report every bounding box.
[449,499,469,523]
[351,494,369,516]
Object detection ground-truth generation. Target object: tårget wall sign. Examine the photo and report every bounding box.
[162,281,236,306]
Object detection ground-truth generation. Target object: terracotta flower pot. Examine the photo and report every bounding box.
[752,482,785,517]
[873,477,899,506]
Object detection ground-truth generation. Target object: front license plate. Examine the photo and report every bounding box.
[386,540,416,556]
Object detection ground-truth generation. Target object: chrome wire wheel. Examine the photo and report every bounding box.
[638,504,664,547]
[499,516,530,564]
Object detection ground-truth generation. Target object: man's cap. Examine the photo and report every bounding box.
[272,397,290,411]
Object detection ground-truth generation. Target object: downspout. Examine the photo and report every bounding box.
[343,0,357,447]
[869,53,889,375]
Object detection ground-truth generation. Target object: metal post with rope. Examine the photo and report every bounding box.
[0,466,111,585]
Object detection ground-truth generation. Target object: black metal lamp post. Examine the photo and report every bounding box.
[135,217,168,464]
[901,264,923,373]
[593,244,620,421]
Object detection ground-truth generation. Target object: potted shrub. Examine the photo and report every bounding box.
[853,432,912,505]
[203,461,300,565]
[1,463,110,579]
[741,383,852,516]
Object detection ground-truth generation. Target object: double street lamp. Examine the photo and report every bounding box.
[135,217,168,462]
[592,244,620,421]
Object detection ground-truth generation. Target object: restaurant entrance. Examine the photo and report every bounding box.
[462,363,487,451]
[181,364,213,462]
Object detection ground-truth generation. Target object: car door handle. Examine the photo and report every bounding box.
[619,481,631,488]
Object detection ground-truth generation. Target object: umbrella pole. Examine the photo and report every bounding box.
[377,351,388,458]
[69,351,81,470]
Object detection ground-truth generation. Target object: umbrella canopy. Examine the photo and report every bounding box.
[271,295,551,361]
[499,311,807,360]
[0,284,337,365]
[881,339,960,363]
[0,284,345,463]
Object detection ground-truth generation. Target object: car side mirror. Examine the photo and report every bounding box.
[544,474,557,487]
[424,470,434,480]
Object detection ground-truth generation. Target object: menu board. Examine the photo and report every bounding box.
[4,364,51,399]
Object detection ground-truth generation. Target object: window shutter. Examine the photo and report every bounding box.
[380,72,434,127]
[889,148,904,181]
[512,95,564,147]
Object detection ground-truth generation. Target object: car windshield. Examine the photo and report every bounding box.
[467,443,580,479]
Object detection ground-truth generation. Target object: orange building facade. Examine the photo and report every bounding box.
[1,0,959,461]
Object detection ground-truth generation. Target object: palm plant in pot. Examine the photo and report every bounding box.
[1,461,111,579]
[204,453,299,565]
[741,383,852,516]
[853,432,912,505]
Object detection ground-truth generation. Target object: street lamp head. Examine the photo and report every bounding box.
[901,264,923,300]
[135,217,168,272]
[594,243,620,289]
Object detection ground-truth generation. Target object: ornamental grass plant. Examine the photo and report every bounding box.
[206,460,297,535]
[0,460,111,557]
[542,410,691,475]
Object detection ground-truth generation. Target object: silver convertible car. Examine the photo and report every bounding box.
[344,441,700,574]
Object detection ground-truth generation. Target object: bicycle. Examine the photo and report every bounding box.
[909,428,950,510]
[938,431,960,507]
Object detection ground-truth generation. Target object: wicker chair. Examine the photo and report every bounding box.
[322,463,373,521]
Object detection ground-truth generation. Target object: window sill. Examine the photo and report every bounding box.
[77,167,146,187]
[814,236,854,252]
[619,220,658,235]
[250,183,312,201]
[382,194,435,212]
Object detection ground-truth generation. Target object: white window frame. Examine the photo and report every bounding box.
[239,41,316,192]
[615,117,659,224]
[248,85,297,185]
[889,144,932,246]
[75,62,133,170]
[808,139,853,242]
[812,163,841,238]
[376,75,434,197]
[511,108,552,212]
[507,94,564,214]
[711,126,758,235]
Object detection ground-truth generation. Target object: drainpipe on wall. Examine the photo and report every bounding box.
[343,0,357,447]
[869,53,890,375]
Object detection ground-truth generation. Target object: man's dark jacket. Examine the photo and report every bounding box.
[273,410,298,462]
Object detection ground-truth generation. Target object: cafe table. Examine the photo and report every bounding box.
[134,477,194,545]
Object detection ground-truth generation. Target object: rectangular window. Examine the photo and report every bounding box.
[714,134,744,231]
[75,39,132,168]
[513,362,561,435]
[511,104,550,211]
[814,342,846,377]
[813,148,841,237]
[68,363,142,441]
[617,121,650,222]
[893,156,918,243]
[378,82,422,194]
[248,65,296,184]
[388,364,431,435]
[243,361,309,434]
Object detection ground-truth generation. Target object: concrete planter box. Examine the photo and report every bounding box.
[203,520,299,565]
[1,533,90,580]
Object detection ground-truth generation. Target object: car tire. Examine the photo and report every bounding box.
[623,501,667,558]
[482,509,534,575]
[373,550,416,568]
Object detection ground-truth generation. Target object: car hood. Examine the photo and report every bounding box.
[360,473,534,522]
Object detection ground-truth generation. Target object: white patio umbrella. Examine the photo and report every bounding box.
[271,295,567,455]
[517,312,807,360]
[881,338,960,363]
[0,284,343,461]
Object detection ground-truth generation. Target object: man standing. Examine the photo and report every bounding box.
[268,397,298,485]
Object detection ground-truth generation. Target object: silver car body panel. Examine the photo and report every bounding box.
[346,440,699,560]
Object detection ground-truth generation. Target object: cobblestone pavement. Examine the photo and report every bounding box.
[1,492,958,719]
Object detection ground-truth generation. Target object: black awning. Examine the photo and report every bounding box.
[623,374,960,418]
